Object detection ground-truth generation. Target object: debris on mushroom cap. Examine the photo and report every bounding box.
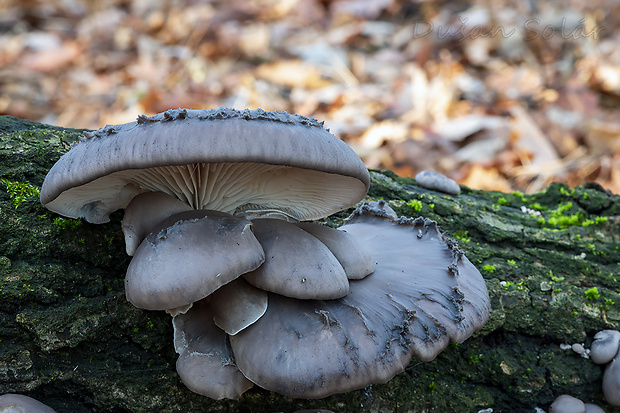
[365,200,398,219]
[210,278,268,335]
[229,204,490,398]
[549,394,586,413]
[243,218,350,300]
[415,170,461,195]
[121,192,193,256]
[173,299,253,400]
[296,221,374,280]
[603,348,620,406]
[40,107,370,223]
[0,394,57,413]
[590,330,620,365]
[125,209,265,310]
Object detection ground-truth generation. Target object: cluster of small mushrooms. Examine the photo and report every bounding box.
[40,108,490,399]
[590,330,620,407]
[549,330,620,412]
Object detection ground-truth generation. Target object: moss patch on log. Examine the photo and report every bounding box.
[1,115,619,412]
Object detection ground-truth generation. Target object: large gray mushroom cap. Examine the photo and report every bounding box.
[40,108,369,224]
[229,204,490,398]
[0,394,57,413]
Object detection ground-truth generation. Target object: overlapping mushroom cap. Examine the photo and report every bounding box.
[228,204,490,398]
[40,107,370,224]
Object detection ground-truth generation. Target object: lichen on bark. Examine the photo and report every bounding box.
[1,115,619,412]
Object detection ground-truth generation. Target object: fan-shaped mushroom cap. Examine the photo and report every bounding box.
[549,394,586,413]
[210,278,268,335]
[603,348,620,407]
[296,222,374,280]
[125,209,264,310]
[229,205,490,398]
[590,330,620,365]
[173,299,253,399]
[0,394,57,413]
[243,218,349,300]
[121,192,193,256]
[40,108,369,224]
[584,403,606,413]
[415,170,460,195]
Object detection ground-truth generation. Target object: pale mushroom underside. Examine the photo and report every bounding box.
[43,162,366,224]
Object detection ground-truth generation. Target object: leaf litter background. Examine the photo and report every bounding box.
[1,0,619,194]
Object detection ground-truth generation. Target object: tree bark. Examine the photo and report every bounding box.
[1,115,619,412]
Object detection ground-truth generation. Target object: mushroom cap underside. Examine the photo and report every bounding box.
[229,208,490,399]
[40,108,369,223]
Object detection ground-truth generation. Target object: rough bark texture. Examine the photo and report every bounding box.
[1,115,619,412]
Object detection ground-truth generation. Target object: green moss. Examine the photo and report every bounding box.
[585,287,600,301]
[497,197,509,206]
[482,264,496,273]
[0,178,40,207]
[453,230,471,243]
[407,199,423,212]
[528,202,547,211]
[52,216,82,230]
[511,191,527,203]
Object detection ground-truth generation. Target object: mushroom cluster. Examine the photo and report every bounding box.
[590,330,620,407]
[548,394,605,413]
[40,108,490,399]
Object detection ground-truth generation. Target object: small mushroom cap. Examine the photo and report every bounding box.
[415,170,460,195]
[125,210,265,310]
[549,395,586,413]
[40,108,369,223]
[0,394,57,413]
[296,222,374,280]
[173,299,253,399]
[230,205,490,398]
[121,192,193,255]
[603,348,620,407]
[210,278,268,335]
[243,218,349,300]
[590,330,620,365]
[584,404,606,413]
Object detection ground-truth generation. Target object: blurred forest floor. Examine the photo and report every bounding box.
[1,0,619,194]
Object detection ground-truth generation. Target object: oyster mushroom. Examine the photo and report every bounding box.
[173,299,253,399]
[40,108,369,226]
[125,209,265,311]
[603,347,620,407]
[590,330,620,365]
[121,192,192,256]
[295,221,374,280]
[0,394,57,413]
[549,394,585,413]
[242,218,350,300]
[415,170,460,195]
[209,278,268,335]
[228,204,490,398]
